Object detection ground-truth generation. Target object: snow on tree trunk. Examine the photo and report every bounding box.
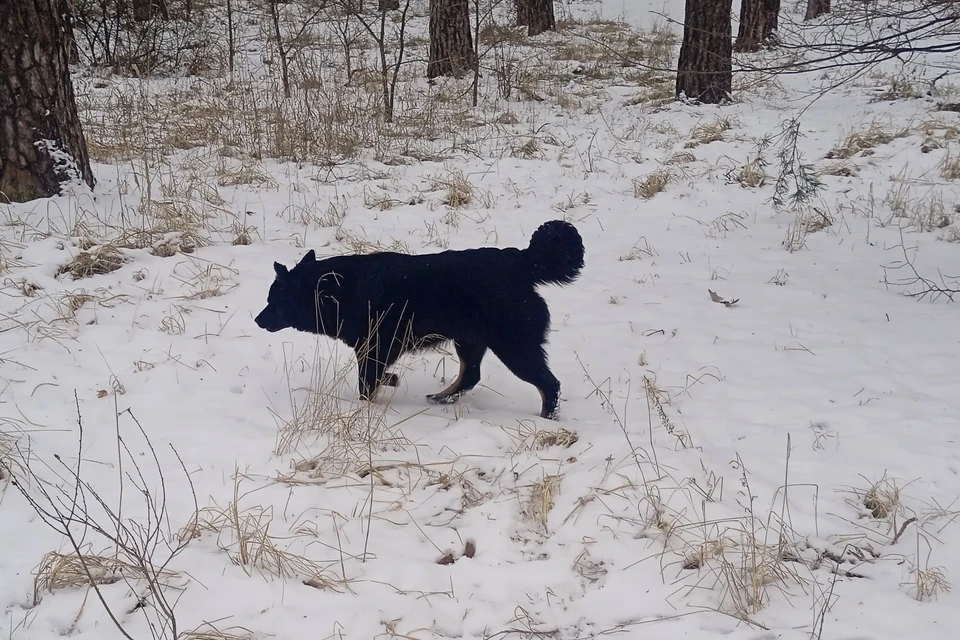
[0,0,94,203]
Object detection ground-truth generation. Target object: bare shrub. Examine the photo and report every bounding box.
[4,396,197,640]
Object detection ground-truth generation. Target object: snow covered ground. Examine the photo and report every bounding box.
[3,1,960,639]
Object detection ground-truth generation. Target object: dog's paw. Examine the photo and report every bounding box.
[540,408,560,421]
[426,392,460,405]
[383,373,399,387]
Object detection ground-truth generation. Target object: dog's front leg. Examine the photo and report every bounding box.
[355,351,385,401]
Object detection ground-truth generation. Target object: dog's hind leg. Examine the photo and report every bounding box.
[383,373,400,387]
[426,342,487,405]
[489,342,561,419]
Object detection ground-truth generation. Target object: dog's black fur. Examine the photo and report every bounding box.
[255,220,584,419]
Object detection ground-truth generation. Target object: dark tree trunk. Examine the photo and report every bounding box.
[60,0,80,64]
[516,0,555,37]
[804,0,830,20]
[675,0,732,104]
[0,0,95,203]
[734,0,765,52]
[427,0,477,79]
[763,0,780,40]
[132,0,170,21]
[379,0,400,9]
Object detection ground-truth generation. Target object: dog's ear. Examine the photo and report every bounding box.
[274,262,289,278]
[298,250,316,267]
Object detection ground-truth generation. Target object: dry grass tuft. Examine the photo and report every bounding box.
[664,151,697,165]
[783,206,833,252]
[0,420,24,482]
[633,168,675,199]
[507,420,579,452]
[906,560,951,602]
[826,121,909,159]
[686,116,737,148]
[524,474,560,530]
[884,181,952,231]
[938,152,960,180]
[183,476,340,589]
[179,623,257,640]
[644,376,692,448]
[57,244,125,280]
[736,154,768,188]
[432,170,475,208]
[335,228,411,255]
[860,475,902,521]
[33,550,171,605]
[822,161,858,177]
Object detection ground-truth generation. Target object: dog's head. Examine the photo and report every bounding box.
[255,250,316,333]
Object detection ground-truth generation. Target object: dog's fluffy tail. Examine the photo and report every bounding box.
[525,220,585,286]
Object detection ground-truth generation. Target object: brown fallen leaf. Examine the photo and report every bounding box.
[437,552,456,565]
[708,290,740,307]
[463,540,476,559]
[97,389,109,398]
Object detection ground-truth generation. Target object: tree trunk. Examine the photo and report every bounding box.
[379,0,400,10]
[516,0,555,37]
[675,0,732,105]
[132,0,170,21]
[60,0,80,64]
[0,0,95,203]
[427,0,477,79]
[734,0,765,52]
[763,0,780,40]
[804,0,830,20]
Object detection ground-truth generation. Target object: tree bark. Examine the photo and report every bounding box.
[516,0,555,37]
[734,0,765,52]
[132,0,170,21]
[675,0,732,104]
[60,0,80,64]
[0,0,94,203]
[427,0,477,79]
[736,0,779,51]
[763,0,780,40]
[804,0,830,20]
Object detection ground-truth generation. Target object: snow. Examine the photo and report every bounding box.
[3,1,960,639]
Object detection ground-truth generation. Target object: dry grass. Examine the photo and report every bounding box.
[736,154,768,188]
[334,227,411,255]
[783,206,833,252]
[183,476,341,589]
[430,170,475,208]
[826,121,909,159]
[938,152,960,180]
[644,375,692,448]
[821,161,858,177]
[179,623,257,640]
[33,549,174,605]
[870,72,923,102]
[664,151,697,165]
[633,167,675,199]
[506,420,579,453]
[172,256,239,300]
[0,420,24,482]
[685,116,737,148]
[524,474,560,531]
[884,180,952,231]
[56,244,125,280]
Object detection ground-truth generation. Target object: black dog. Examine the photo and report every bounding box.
[255,220,584,419]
